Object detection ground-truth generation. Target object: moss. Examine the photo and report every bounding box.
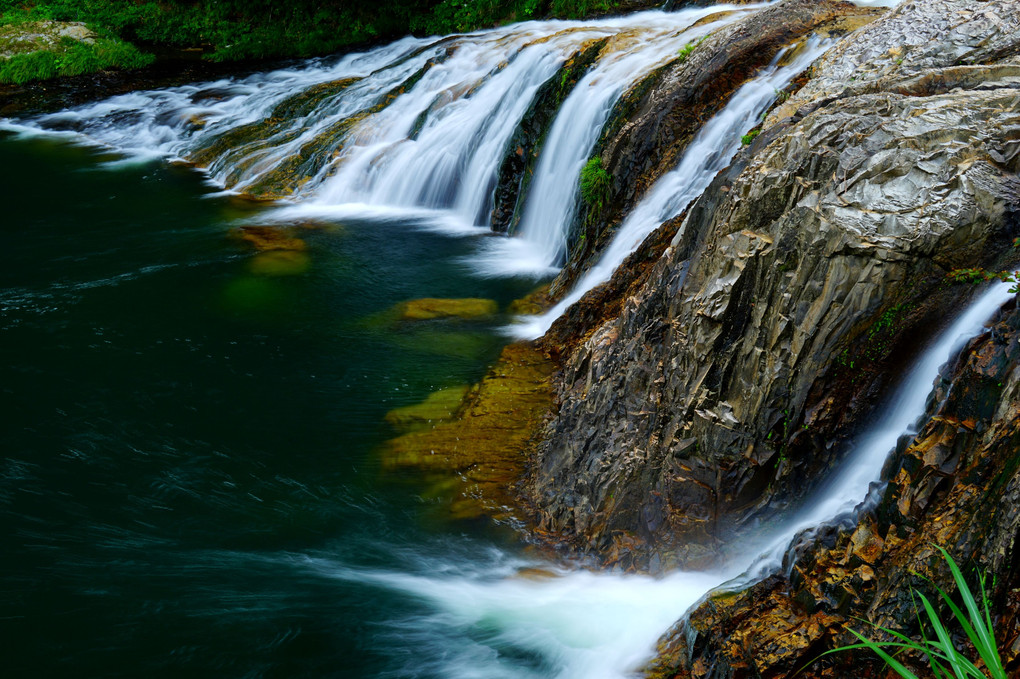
[396,298,499,321]
[676,35,706,64]
[380,343,555,520]
[579,155,611,224]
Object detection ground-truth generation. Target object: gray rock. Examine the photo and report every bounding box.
[527,0,1020,572]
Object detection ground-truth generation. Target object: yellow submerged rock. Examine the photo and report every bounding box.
[396,297,498,321]
[231,225,307,252]
[248,250,311,277]
[380,343,555,521]
[384,385,471,430]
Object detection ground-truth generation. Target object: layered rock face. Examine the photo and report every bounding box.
[558,0,880,289]
[526,0,1020,575]
[646,299,1020,678]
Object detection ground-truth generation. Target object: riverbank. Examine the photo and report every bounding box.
[0,48,278,117]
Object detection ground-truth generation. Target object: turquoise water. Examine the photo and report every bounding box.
[0,131,542,677]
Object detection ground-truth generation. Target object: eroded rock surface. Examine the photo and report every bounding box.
[527,0,1020,572]
[647,299,1020,678]
[556,0,882,293]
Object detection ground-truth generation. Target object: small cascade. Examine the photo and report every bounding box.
[470,9,753,276]
[320,284,1012,679]
[2,6,758,239]
[510,36,833,339]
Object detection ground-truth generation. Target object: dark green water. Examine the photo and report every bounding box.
[0,131,541,677]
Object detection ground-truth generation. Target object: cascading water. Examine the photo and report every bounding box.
[2,3,964,678]
[509,36,833,339]
[469,9,756,275]
[3,6,757,234]
[320,283,1012,679]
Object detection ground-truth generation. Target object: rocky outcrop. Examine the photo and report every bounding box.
[646,298,1020,678]
[554,0,882,293]
[526,0,1020,572]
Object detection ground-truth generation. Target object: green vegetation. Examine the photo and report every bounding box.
[0,34,152,84]
[947,239,1020,292]
[741,129,760,146]
[949,267,1020,293]
[818,547,1006,679]
[579,156,612,222]
[0,0,626,81]
[676,35,706,63]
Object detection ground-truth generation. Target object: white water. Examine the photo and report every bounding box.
[2,7,756,237]
[471,9,755,275]
[316,283,1011,679]
[510,36,832,339]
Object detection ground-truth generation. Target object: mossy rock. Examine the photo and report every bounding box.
[384,385,471,430]
[396,297,499,321]
[231,225,307,252]
[0,21,95,58]
[248,250,311,276]
[506,284,554,315]
[380,343,555,520]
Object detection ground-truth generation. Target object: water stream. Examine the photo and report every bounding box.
[1,1,990,677]
[509,35,832,339]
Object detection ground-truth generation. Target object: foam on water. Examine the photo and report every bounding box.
[306,283,1011,679]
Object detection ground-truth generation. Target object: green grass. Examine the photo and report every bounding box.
[0,35,153,84]
[579,156,612,223]
[741,129,760,146]
[816,547,1007,679]
[676,35,706,63]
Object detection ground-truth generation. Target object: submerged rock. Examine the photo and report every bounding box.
[232,225,307,252]
[380,343,554,521]
[384,385,471,430]
[247,250,311,276]
[395,297,499,321]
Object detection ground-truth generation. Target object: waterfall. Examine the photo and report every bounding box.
[2,6,758,238]
[468,9,755,276]
[509,36,833,339]
[311,283,1011,679]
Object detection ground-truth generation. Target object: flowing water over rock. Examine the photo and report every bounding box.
[4,0,1017,676]
[509,36,833,339]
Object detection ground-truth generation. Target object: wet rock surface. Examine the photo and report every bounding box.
[527,0,1020,574]
[554,0,882,293]
[647,299,1020,678]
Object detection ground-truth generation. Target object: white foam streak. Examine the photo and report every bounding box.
[308,285,1010,679]
[510,37,832,339]
[731,282,1015,577]
[313,556,726,679]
